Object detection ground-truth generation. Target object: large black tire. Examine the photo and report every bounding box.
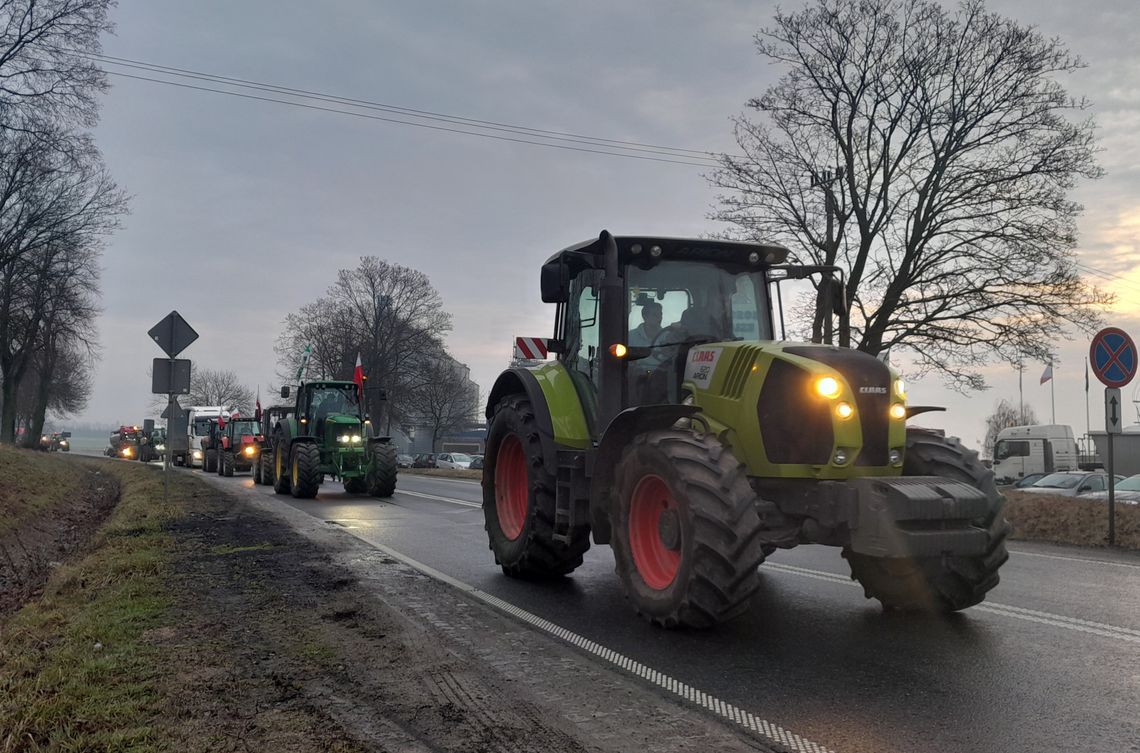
[482,395,590,578]
[844,430,1011,612]
[611,430,766,629]
[366,442,398,498]
[251,451,263,484]
[343,477,367,494]
[222,450,235,477]
[272,443,291,495]
[290,442,321,499]
[205,448,217,473]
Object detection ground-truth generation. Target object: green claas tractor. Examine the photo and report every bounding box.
[482,231,1010,628]
[268,381,397,499]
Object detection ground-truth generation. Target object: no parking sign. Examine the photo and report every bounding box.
[1090,327,1137,388]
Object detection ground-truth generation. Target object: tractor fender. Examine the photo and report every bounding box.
[588,404,699,544]
[486,369,559,476]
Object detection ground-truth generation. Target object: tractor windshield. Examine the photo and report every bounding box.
[230,420,258,436]
[308,386,361,418]
[626,260,772,345]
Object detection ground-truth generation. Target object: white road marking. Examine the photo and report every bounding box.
[1008,547,1140,571]
[763,562,1140,644]
[341,526,836,753]
[395,489,481,509]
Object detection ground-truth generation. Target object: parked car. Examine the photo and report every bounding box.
[1010,472,1047,489]
[413,453,437,469]
[469,455,484,470]
[1078,474,1140,504]
[436,452,474,469]
[397,454,414,468]
[1019,471,1125,497]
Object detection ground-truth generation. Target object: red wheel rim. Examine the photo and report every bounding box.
[629,474,681,590]
[495,434,529,540]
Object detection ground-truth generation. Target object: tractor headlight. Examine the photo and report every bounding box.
[60,440,68,447]
[193,450,203,459]
[835,402,854,420]
[155,444,165,451]
[337,435,349,443]
[121,447,132,457]
[350,435,361,443]
[889,403,906,420]
[244,446,256,456]
[889,448,904,466]
[894,378,906,398]
[815,376,841,399]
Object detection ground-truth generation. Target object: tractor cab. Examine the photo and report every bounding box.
[285,381,367,444]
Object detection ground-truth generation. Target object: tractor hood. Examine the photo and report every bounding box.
[322,414,365,446]
[681,341,907,480]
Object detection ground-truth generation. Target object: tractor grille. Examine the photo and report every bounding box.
[784,347,891,466]
[757,359,833,465]
[721,345,761,398]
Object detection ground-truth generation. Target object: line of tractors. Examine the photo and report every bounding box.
[109,231,1012,631]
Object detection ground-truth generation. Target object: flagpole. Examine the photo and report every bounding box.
[1085,357,1091,441]
[1051,362,1056,424]
[1018,363,1024,424]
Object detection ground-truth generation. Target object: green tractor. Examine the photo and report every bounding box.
[268,381,398,499]
[482,231,1010,628]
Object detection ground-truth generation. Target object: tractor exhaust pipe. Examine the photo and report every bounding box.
[597,230,625,432]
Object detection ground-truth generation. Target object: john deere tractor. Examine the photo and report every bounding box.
[268,381,397,499]
[482,231,1010,628]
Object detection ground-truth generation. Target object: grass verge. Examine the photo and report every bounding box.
[0,446,90,538]
[1005,490,1140,549]
[0,460,179,752]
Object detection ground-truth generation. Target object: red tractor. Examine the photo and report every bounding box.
[215,416,263,477]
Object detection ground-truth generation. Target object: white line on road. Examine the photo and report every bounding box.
[763,562,1140,644]
[344,526,835,753]
[395,489,481,508]
[1008,547,1140,571]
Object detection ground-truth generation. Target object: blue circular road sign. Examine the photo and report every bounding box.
[1090,327,1137,388]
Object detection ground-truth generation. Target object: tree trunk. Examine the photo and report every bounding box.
[0,378,17,443]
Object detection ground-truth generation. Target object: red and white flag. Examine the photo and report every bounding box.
[353,353,365,401]
[1040,364,1053,385]
[255,387,262,421]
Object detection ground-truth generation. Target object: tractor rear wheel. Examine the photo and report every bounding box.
[290,443,321,499]
[272,443,290,495]
[844,430,1010,612]
[222,450,235,477]
[483,394,590,578]
[343,477,367,494]
[611,430,766,629]
[205,448,217,473]
[366,442,397,498]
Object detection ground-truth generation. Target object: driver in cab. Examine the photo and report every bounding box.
[628,300,663,348]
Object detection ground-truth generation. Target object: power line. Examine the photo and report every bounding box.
[99,70,719,168]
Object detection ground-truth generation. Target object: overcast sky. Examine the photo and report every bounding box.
[79,0,1140,450]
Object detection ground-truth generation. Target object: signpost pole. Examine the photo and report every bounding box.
[1108,428,1115,546]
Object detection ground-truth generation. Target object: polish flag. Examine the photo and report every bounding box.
[1040,364,1053,385]
[353,353,365,401]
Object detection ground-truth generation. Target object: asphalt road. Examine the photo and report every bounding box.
[177,466,1139,753]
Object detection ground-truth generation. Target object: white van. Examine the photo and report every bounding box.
[992,424,1078,484]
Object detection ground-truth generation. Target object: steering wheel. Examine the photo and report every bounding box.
[642,323,691,367]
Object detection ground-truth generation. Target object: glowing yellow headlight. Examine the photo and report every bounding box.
[890,403,906,420]
[121,448,132,457]
[350,435,361,443]
[244,446,256,456]
[815,376,841,399]
[836,402,855,420]
[894,378,906,398]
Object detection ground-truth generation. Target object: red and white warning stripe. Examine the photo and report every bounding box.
[514,337,549,361]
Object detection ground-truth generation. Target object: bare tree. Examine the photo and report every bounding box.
[0,0,114,130]
[185,366,254,413]
[406,354,479,451]
[983,398,1038,459]
[711,0,1109,389]
[275,257,453,428]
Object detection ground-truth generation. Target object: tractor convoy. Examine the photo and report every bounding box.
[480,231,1010,628]
[111,229,1009,631]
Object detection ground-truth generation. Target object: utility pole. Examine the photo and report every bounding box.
[809,166,845,346]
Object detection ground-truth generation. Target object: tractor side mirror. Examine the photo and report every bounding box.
[280,386,290,398]
[541,261,568,303]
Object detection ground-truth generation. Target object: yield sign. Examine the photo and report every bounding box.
[148,311,198,358]
[1090,327,1137,388]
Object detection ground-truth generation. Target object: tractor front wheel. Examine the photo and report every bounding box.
[222,450,235,477]
[343,477,367,494]
[290,443,321,499]
[205,448,217,473]
[844,430,1010,612]
[272,444,291,495]
[483,395,590,578]
[611,430,766,629]
[366,442,397,498]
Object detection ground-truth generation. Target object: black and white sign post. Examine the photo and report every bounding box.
[1090,327,1137,546]
[147,311,198,500]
